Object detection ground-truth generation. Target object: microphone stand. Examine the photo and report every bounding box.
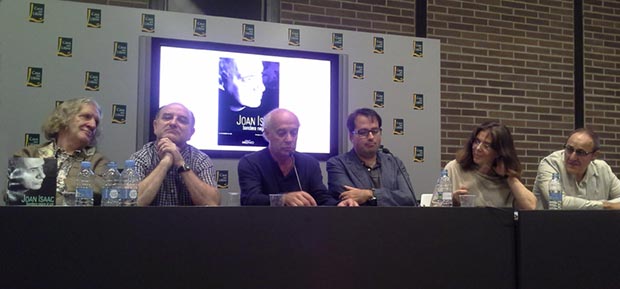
[381,147,418,206]
[291,152,303,192]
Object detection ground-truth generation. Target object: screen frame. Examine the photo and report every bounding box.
[149,37,341,160]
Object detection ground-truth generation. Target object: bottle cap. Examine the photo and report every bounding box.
[125,159,135,168]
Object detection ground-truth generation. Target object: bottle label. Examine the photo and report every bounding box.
[121,188,138,199]
[549,190,562,210]
[109,189,119,199]
[549,191,562,201]
[76,187,93,198]
[102,188,119,199]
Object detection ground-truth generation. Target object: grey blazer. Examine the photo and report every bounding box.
[326,149,417,206]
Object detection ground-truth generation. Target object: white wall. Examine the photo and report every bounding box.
[0,0,440,200]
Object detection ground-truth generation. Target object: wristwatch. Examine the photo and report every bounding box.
[368,188,378,206]
[177,163,191,174]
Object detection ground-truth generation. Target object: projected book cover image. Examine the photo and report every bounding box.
[154,37,340,159]
[217,57,279,147]
[5,157,57,206]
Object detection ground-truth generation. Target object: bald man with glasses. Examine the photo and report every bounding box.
[534,128,620,209]
[326,108,417,206]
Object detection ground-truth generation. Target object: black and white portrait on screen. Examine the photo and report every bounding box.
[217,56,280,147]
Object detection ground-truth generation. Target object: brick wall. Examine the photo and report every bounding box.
[428,0,575,186]
[584,0,620,171]
[73,0,620,189]
[280,0,416,35]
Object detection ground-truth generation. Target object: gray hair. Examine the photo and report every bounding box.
[262,108,299,132]
[42,97,102,143]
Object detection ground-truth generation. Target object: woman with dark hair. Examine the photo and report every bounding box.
[444,121,536,209]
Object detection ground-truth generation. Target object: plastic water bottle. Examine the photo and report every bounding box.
[548,173,563,210]
[121,160,139,206]
[75,161,94,206]
[431,170,453,207]
[430,180,442,207]
[101,162,121,207]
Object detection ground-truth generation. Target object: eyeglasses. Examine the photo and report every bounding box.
[472,139,491,151]
[352,128,382,138]
[564,145,594,157]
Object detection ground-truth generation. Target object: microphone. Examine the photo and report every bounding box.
[380,146,418,206]
[290,152,303,192]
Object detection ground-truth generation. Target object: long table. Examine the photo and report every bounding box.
[0,207,516,289]
[517,210,620,289]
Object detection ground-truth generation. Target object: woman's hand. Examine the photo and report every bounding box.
[452,187,469,206]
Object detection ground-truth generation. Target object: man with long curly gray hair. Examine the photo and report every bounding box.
[11,97,109,205]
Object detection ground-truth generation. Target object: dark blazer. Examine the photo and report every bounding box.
[238,148,338,206]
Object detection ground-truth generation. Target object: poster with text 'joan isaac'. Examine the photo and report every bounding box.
[217,57,279,147]
[6,157,57,206]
